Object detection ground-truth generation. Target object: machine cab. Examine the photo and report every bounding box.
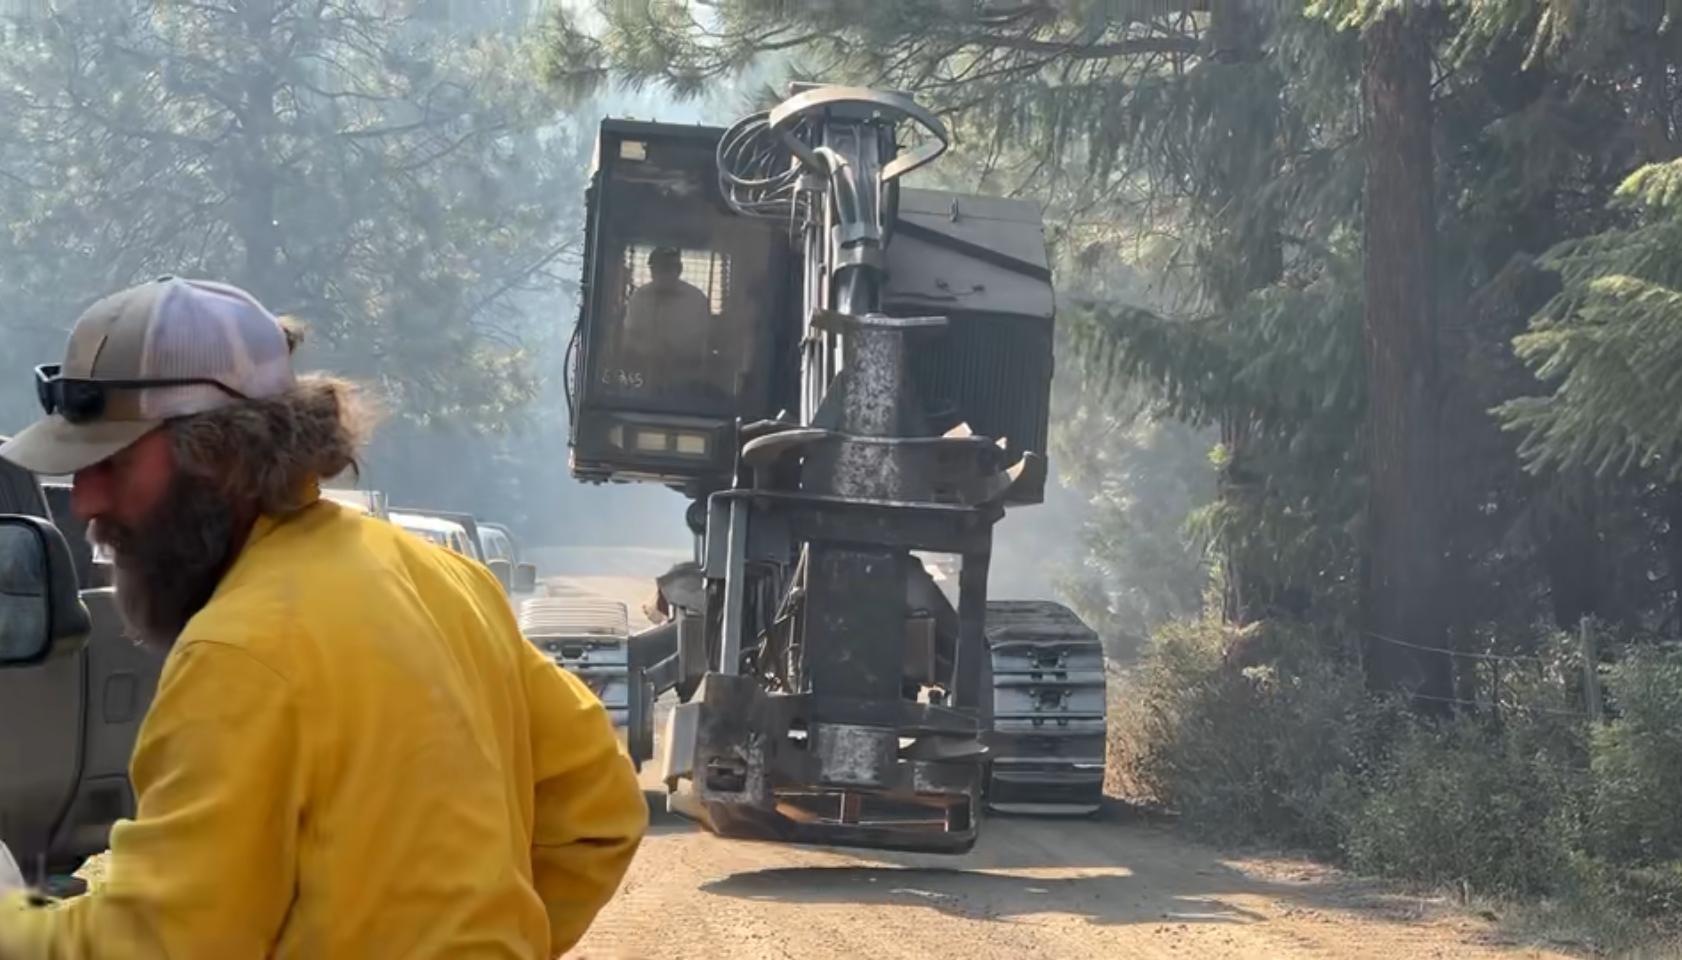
[567,119,795,491]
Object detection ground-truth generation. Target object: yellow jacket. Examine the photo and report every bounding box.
[0,498,647,958]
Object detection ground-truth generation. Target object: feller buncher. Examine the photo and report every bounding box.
[548,83,1107,854]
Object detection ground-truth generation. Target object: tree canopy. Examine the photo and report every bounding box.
[545,0,1682,656]
[0,0,583,432]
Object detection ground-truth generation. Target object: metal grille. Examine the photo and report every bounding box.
[909,315,1052,461]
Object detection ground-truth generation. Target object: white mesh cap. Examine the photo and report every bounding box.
[112,276,296,418]
[0,276,298,475]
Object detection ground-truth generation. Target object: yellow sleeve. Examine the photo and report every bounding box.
[0,640,304,960]
[523,645,647,956]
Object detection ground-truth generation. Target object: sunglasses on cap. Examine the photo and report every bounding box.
[34,363,248,425]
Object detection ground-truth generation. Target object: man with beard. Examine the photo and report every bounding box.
[0,276,647,958]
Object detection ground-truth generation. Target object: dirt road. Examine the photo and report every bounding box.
[59,573,1583,957]
[548,575,1577,960]
[573,785,1580,960]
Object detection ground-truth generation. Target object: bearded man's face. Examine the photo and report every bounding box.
[85,456,239,652]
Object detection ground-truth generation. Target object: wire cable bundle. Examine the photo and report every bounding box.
[714,111,811,224]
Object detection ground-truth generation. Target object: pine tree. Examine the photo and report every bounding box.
[1356,3,1451,699]
[544,0,1682,656]
[0,0,582,430]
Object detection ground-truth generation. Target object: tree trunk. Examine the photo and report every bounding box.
[1360,7,1453,702]
[1539,478,1603,630]
[236,1,282,304]
[1665,484,1682,637]
[1209,0,1280,626]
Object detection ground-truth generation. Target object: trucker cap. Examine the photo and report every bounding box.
[0,276,296,476]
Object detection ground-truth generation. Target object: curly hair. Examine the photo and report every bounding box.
[165,319,382,516]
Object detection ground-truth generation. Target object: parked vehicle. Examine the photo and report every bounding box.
[389,510,477,559]
[478,523,518,566]
[475,521,539,596]
[392,507,539,596]
[390,507,486,562]
[0,454,162,886]
[319,486,390,520]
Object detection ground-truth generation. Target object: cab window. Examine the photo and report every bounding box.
[594,244,762,413]
[481,529,513,563]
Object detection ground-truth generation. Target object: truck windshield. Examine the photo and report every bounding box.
[397,523,448,548]
[481,531,513,563]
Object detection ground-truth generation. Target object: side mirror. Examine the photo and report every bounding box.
[0,514,90,667]
[514,562,538,594]
[486,558,513,594]
[0,840,21,892]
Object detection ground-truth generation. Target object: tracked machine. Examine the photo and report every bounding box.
[562,84,1106,853]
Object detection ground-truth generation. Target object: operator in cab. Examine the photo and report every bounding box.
[620,246,750,402]
[624,246,711,346]
[618,247,712,388]
[0,277,647,959]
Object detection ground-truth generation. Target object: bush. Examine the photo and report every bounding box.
[1345,718,1580,895]
[1589,648,1682,869]
[1110,615,1682,942]
[1110,616,1393,854]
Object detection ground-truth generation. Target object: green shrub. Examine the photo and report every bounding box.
[1589,647,1682,868]
[1345,718,1580,895]
[1615,861,1682,921]
[1110,616,1392,854]
[1111,615,1682,944]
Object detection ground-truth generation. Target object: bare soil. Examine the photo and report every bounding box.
[571,787,1583,960]
[562,575,1582,960]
